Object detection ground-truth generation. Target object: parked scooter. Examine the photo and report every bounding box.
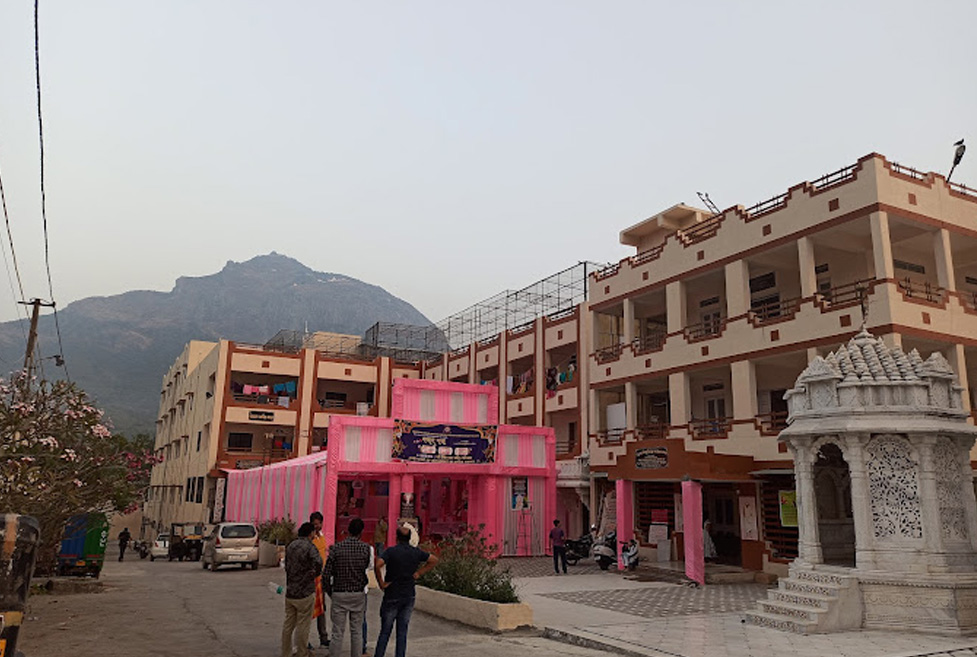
[564,532,595,566]
[593,530,617,570]
[134,540,150,559]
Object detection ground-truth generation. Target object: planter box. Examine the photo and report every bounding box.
[414,586,533,632]
[258,540,284,567]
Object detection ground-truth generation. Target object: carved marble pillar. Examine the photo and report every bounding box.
[793,442,822,565]
[843,434,872,566]
[915,435,943,552]
[915,435,944,554]
[956,435,977,552]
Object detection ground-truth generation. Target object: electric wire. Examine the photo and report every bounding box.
[33,0,70,383]
[0,160,30,348]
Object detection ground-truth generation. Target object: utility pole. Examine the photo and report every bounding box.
[19,298,55,376]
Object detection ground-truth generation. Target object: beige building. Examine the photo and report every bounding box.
[586,152,977,573]
[144,329,428,535]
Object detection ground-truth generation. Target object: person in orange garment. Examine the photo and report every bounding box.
[310,511,330,648]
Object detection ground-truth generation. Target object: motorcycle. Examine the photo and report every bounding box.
[564,533,594,566]
[593,530,617,570]
[133,540,150,559]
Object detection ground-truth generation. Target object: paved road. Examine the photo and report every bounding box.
[18,553,610,657]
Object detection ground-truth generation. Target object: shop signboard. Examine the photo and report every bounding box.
[248,410,274,422]
[779,490,798,528]
[392,421,496,463]
[635,447,668,470]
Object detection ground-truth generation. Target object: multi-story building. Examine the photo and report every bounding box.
[586,152,977,574]
[145,327,437,534]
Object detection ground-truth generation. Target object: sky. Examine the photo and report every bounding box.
[0,1,975,326]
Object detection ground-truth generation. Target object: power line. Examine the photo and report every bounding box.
[32,0,69,383]
[0,159,30,346]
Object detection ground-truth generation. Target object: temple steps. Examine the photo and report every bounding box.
[745,566,861,634]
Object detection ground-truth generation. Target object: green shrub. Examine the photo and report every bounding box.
[257,518,296,545]
[417,524,519,604]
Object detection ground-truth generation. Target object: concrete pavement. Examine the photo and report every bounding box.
[512,562,977,657]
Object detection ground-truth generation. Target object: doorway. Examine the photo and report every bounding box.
[417,477,469,542]
[703,485,741,566]
[813,443,855,567]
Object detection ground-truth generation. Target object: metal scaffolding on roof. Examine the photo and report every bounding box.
[434,262,600,352]
[260,323,447,364]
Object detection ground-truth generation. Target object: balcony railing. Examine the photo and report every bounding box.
[746,192,789,218]
[961,291,977,312]
[596,429,626,446]
[632,331,666,354]
[889,161,928,181]
[757,411,789,436]
[818,279,872,307]
[684,317,725,341]
[749,297,801,324]
[811,164,858,191]
[630,243,666,266]
[232,392,293,408]
[679,215,723,244]
[897,278,945,304]
[635,423,667,441]
[690,417,732,439]
[595,343,624,364]
[225,446,292,466]
[949,181,977,200]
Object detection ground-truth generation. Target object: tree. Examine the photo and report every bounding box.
[0,372,158,574]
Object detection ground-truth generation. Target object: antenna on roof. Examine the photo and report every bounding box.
[697,192,721,216]
[948,139,966,183]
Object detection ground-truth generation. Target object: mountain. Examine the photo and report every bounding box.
[0,253,433,435]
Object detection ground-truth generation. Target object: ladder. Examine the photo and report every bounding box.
[517,509,536,556]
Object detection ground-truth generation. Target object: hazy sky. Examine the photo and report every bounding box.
[0,1,974,327]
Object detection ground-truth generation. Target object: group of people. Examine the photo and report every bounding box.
[281,513,438,657]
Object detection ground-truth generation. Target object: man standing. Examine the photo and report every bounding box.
[550,519,567,575]
[323,517,371,657]
[310,512,330,648]
[372,516,388,555]
[373,525,439,657]
[118,528,131,562]
[282,522,323,657]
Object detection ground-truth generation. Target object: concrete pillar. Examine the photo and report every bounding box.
[870,211,895,280]
[843,435,873,568]
[793,443,822,565]
[622,298,635,345]
[731,360,758,419]
[880,333,903,350]
[666,281,687,333]
[625,382,638,430]
[668,372,691,425]
[725,259,750,317]
[535,317,545,425]
[297,348,318,456]
[806,347,820,364]
[797,236,818,297]
[934,228,957,291]
[947,344,971,413]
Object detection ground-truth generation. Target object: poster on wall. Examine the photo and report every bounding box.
[739,496,759,541]
[779,490,798,528]
[400,492,415,519]
[511,477,529,510]
[392,420,497,463]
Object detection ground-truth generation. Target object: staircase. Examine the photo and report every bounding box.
[745,565,861,634]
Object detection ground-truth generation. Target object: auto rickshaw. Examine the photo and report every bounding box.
[168,522,206,561]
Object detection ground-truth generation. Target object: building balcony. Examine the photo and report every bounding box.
[690,417,732,440]
[544,383,578,413]
[755,411,789,436]
[556,455,590,487]
[590,278,977,388]
[220,447,293,469]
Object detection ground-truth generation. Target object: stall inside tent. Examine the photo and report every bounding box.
[223,449,328,526]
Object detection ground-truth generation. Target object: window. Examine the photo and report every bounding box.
[227,432,253,451]
[186,477,194,502]
[196,431,202,452]
[894,259,925,275]
[749,271,777,293]
[196,476,204,504]
[220,524,257,539]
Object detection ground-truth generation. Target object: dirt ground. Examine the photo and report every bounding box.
[17,547,608,657]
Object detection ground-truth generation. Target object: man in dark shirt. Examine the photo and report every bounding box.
[323,517,371,657]
[550,519,567,574]
[282,522,324,657]
[373,525,439,657]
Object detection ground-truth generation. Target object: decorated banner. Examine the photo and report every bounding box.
[392,420,497,463]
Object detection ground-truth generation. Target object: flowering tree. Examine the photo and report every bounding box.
[0,372,158,574]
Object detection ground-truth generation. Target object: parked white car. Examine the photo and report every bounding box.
[202,523,259,571]
[149,533,169,561]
